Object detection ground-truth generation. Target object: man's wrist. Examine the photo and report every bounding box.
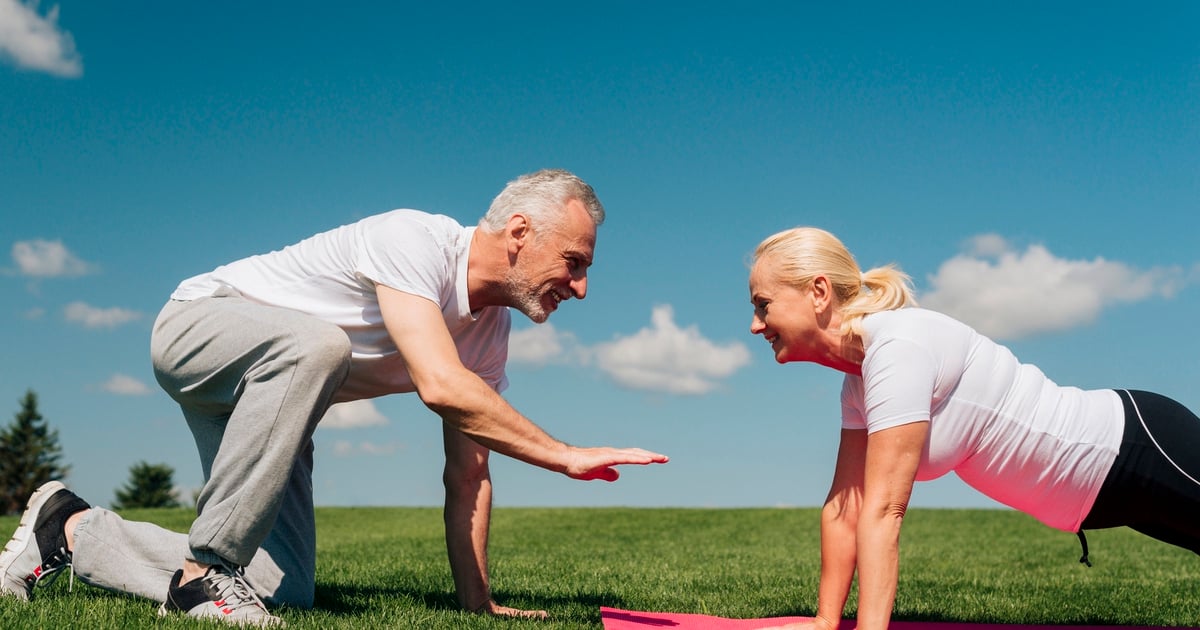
[552,443,576,475]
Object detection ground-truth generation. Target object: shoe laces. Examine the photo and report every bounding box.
[202,564,267,611]
[24,546,74,593]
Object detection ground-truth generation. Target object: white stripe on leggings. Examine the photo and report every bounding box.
[1122,389,1200,488]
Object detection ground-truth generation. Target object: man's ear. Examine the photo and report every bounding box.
[506,213,530,255]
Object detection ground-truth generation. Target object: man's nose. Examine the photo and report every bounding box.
[570,275,588,299]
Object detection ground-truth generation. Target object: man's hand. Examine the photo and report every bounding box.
[564,447,669,481]
[472,599,549,619]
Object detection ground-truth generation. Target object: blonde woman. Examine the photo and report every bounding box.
[748,227,1200,630]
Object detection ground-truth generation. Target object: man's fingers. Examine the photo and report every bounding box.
[490,605,549,619]
[566,446,669,481]
[599,448,669,466]
[616,448,669,464]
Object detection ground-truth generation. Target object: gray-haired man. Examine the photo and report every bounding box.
[1,169,668,625]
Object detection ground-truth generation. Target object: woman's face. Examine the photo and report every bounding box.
[748,257,822,364]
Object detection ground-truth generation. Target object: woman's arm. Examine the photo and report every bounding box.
[758,428,869,630]
[855,420,928,630]
[812,428,869,630]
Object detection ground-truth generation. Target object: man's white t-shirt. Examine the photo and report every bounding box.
[171,209,511,403]
[840,308,1123,532]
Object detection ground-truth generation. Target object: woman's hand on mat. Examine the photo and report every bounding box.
[564,447,670,481]
[474,599,548,619]
[760,617,841,630]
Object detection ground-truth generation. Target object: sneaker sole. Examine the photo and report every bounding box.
[158,600,286,627]
[0,480,67,601]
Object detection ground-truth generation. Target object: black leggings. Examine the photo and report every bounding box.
[1080,390,1200,555]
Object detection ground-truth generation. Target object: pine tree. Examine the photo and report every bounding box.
[113,461,182,509]
[0,389,70,515]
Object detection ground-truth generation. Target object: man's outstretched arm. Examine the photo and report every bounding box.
[377,284,669,477]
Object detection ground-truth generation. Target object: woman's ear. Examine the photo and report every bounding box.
[810,275,832,313]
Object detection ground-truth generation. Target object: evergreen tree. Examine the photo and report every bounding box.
[0,389,70,515]
[113,461,182,509]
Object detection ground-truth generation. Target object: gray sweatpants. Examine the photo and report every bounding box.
[71,290,351,607]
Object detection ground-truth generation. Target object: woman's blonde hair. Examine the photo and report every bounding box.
[753,227,917,339]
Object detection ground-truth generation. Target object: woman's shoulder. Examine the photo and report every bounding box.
[861,309,984,363]
[864,307,968,335]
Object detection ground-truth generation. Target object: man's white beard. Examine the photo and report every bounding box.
[504,267,550,323]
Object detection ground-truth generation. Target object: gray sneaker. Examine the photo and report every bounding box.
[158,564,284,627]
[0,480,91,601]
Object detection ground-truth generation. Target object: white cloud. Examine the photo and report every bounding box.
[23,307,45,320]
[320,399,389,429]
[592,305,752,395]
[64,301,141,329]
[510,306,752,395]
[0,0,82,77]
[101,373,152,396]
[331,440,404,457]
[965,233,1011,258]
[921,234,1186,340]
[11,239,93,277]
[507,323,586,366]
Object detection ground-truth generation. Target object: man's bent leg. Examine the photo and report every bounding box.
[245,439,318,608]
[151,293,347,576]
[73,493,315,608]
[72,507,191,601]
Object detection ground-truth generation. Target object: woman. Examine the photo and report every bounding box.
[747,227,1200,630]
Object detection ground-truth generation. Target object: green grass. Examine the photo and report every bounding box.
[1,507,1197,628]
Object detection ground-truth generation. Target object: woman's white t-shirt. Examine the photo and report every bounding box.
[171,209,511,403]
[840,308,1122,532]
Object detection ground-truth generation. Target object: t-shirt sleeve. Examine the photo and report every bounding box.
[840,375,867,430]
[355,213,450,303]
[858,336,938,433]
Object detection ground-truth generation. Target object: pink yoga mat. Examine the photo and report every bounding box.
[600,607,1197,630]
[602,606,806,629]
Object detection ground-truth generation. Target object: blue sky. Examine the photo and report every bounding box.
[2,1,1197,514]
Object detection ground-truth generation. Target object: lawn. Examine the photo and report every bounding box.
[1,507,1197,628]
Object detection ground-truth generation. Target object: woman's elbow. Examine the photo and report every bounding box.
[863,499,909,529]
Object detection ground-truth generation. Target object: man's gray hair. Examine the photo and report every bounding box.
[479,169,605,233]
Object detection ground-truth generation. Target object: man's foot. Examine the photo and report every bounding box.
[0,480,91,601]
[158,565,284,627]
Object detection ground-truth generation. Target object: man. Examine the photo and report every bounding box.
[0,169,668,625]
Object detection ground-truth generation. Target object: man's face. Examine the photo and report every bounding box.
[505,198,597,323]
